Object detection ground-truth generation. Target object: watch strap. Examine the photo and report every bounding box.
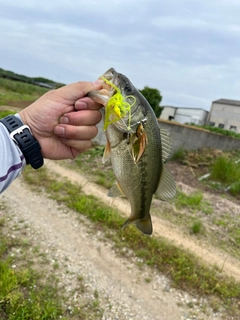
[0,115,44,169]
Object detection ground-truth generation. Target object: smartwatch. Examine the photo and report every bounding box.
[0,115,44,169]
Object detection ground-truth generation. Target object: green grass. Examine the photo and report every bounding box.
[190,220,204,234]
[189,123,240,139]
[0,212,104,320]
[0,78,49,105]
[230,181,240,196]
[65,145,116,189]
[63,145,240,198]
[62,146,240,261]
[210,156,240,195]
[0,221,64,319]
[0,67,65,88]
[0,110,15,118]
[170,148,186,161]
[175,191,213,215]
[21,166,240,318]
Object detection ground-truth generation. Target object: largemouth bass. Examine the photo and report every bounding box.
[89,68,176,235]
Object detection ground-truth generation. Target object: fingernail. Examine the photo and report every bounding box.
[55,126,65,135]
[60,116,69,124]
[75,101,87,110]
[93,79,104,86]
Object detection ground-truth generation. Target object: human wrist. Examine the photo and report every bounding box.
[0,114,44,169]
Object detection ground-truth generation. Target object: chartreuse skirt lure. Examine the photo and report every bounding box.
[101,76,136,131]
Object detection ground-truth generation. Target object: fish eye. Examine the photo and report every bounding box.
[122,79,133,95]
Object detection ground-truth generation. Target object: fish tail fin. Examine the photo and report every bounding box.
[121,216,153,235]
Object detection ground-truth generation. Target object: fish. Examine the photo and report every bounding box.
[88,68,176,235]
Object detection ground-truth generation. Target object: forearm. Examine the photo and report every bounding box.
[0,121,26,194]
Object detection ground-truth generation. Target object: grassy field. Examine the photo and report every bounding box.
[0,109,15,118]
[189,123,240,139]
[1,139,240,318]
[21,165,240,319]
[0,204,103,320]
[2,157,239,318]
[0,209,66,320]
[62,146,240,260]
[0,78,49,105]
[1,76,240,318]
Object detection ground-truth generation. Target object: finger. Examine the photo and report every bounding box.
[75,97,103,110]
[59,110,102,126]
[54,124,98,140]
[60,138,92,152]
[55,80,103,102]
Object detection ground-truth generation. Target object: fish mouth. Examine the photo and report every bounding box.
[101,67,117,82]
[100,68,134,98]
[100,67,119,95]
[88,67,134,111]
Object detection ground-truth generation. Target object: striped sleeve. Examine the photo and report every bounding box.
[0,122,26,194]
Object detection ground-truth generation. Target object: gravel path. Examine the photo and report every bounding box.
[45,160,240,282]
[1,175,224,320]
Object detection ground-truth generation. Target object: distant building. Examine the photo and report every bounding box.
[206,99,240,133]
[161,106,209,126]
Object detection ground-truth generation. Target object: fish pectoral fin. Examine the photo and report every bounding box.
[122,216,153,235]
[102,140,111,164]
[131,125,148,163]
[160,128,172,162]
[108,181,125,198]
[155,164,176,201]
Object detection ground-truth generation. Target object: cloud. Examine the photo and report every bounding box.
[1,0,240,110]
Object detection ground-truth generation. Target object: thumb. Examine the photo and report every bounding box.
[56,81,103,102]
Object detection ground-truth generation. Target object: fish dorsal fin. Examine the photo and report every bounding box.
[155,164,176,201]
[108,181,125,198]
[102,140,111,164]
[160,129,171,162]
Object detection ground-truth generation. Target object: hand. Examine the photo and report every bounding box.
[19,81,103,160]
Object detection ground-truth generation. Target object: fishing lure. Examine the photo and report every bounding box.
[101,76,136,131]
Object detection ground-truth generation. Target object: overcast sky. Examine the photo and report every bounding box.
[1,0,240,110]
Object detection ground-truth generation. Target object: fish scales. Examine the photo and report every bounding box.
[88,68,176,235]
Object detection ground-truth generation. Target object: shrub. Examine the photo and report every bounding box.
[211,156,240,184]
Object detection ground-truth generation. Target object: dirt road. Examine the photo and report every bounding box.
[1,161,233,319]
[46,160,240,282]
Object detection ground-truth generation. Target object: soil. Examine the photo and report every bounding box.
[1,158,240,320]
[1,104,239,319]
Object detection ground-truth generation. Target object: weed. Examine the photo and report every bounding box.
[209,156,240,196]
[176,191,203,208]
[213,219,228,227]
[175,191,212,214]
[0,218,5,227]
[63,145,116,189]
[21,166,240,318]
[0,234,63,319]
[0,78,49,105]
[77,275,84,282]
[94,289,99,299]
[53,261,60,269]
[0,110,15,118]
[230,228,240,246]
[191,220,204,234]
[211,156,240,184]
[0,209,105,320]
[229,180,240,196]
[189,123,240,139]
[171,148,186,161]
